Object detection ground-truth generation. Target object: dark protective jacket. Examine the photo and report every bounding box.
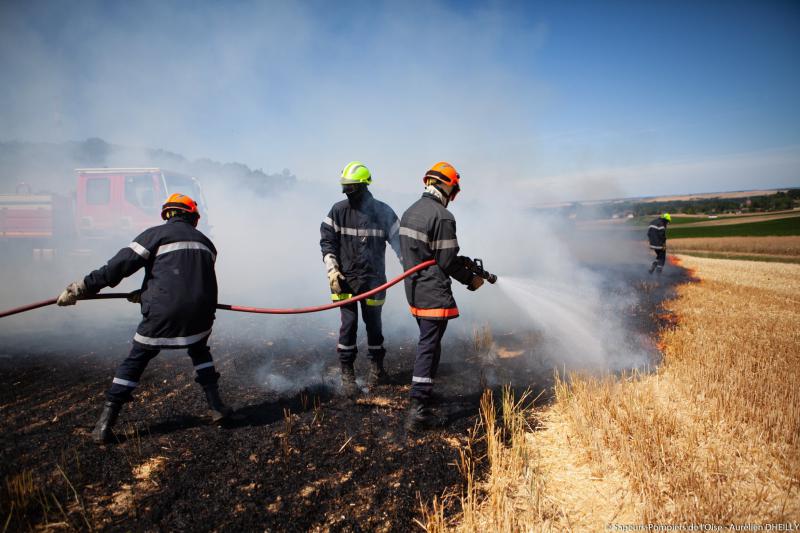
[320,189,401,304]
[647,217,668,249]
[83,217,218,348]
[399,193,473,319]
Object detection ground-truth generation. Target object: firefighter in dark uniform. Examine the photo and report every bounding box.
[647,213,671,274]
[399,162,485,431]
[320,161,402,397]
[57,193,231,444]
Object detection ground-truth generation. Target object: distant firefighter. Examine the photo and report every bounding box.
[399,162,485,432]
[320,161,402,398]
[57,193,232,444]
[647,212,671,274]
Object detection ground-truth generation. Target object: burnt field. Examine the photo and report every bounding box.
[0,263,691,532]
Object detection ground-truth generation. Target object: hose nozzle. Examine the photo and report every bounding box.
[466,257,498,284]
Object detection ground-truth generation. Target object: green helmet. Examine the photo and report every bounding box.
[662,213,672,222]
[340,161,372,185]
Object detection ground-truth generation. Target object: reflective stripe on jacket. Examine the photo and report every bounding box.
[83,217,218,348]
[647,217,668,249]
[320,189,401,301]
[399,193,473,320]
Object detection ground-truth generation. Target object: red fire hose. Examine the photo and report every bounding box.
[0,259,436,319]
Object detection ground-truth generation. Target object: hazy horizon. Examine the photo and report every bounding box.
[1,1,799,204]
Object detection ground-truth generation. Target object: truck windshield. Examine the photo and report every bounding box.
[164,174,203,202]
[124,174,159,212]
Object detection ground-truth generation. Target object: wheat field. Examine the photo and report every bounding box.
[669,236,800,256]
[426,255,800,531]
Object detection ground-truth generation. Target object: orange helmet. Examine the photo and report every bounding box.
[424,161,461,199]
[161,193,200,220]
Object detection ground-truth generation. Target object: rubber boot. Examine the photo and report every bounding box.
[91,400,122,444]
[366,358,387,389]
[404,398,443,432]
[648,261,657,274]
[203,384,233,423]
[340,362,360,398]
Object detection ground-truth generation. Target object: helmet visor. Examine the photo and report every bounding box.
[449,182,460,200]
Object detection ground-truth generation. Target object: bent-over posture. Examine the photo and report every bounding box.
[57,193,231,443]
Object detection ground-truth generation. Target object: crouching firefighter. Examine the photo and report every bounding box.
[647,213,671,275]
[56,193,232,444]
[320,161,402,397]
[399,162,485,432]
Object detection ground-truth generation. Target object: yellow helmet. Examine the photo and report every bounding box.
[662,213,672,222]
[340,161,372,185]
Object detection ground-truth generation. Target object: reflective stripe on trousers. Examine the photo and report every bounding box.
[410,318,448,401]
[106,339,219,403]
[337,299,385,365]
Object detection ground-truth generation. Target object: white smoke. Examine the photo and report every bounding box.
[0,2,663,390]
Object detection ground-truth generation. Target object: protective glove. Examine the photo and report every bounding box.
[57,280,87,306]
[467,276,485,292]
[324,254,346,294]
[328,269,345,294]
[127,290,142,304]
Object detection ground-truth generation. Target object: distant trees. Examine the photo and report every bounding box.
[0,139,297,197]
[623,192,799,218]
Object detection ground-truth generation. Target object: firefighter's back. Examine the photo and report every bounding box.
[400,195,459,316]
[135,218,218,339]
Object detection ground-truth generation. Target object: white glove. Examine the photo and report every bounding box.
[57,280,87,306]
[324,254,345,294]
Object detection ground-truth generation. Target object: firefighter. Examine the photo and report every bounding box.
[56,193,231,444]
[647,212,671,275]
[320,161,402,397]
[399,162,484,431]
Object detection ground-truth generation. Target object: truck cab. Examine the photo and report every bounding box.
[75,168,209,239]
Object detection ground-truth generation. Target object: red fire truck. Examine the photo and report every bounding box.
[0,168,209,260]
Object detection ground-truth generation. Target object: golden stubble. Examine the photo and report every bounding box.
[425,255,800,531]
[669,236,800,257]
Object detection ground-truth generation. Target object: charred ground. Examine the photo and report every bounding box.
[0,262,692,532]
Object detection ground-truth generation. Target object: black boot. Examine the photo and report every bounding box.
[340,362,360,398]
[366,358,387,389]
[648,261,657,274]
[404,398,443,432]
[203,384,233,423]
[91,401,122,444]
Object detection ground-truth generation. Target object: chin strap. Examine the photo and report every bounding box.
[425,184,449,206]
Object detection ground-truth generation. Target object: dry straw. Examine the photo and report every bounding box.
[423,255,800,531]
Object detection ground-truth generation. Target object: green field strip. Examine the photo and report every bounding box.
[667,216,800,238]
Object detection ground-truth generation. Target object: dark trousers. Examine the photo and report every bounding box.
[106,339,219,403]
[652,248,666,271]
[410,318,449,402]
[337,300,385,365]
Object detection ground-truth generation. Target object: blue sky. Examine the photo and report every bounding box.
[1,0,798,202]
